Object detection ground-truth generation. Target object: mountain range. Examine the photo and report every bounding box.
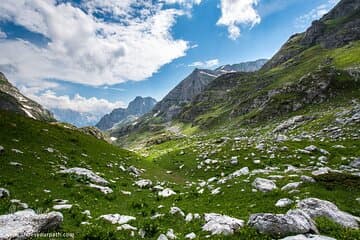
[96,96,157,131]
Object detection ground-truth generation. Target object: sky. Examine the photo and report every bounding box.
[0,0,340,121]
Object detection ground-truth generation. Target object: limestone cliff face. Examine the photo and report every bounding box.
[0,72,54,121]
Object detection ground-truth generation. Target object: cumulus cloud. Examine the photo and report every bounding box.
[21,88,125,116]
[0,0,189,86]
[0,29,6,39]
[217,0,261,40]
[188,59,219,68]
[295,0,340,29]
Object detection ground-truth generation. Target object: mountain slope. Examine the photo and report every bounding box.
[0,73,54,121]
[96,96,157,131]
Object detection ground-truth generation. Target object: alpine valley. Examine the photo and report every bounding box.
[0,0,360,240]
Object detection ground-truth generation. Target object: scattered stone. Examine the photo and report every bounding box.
[158,188,176,198]
[166,229,176,239]
[0,146,4,154]
[230,156,238,165]
[169,207,185,217]
[297,198,360,229]
[350,158,360,169]
[135,179,152,188]
[211,187,221,195]
[89,183,113,194]
[9,161,22,167]
[184,232,196,239]
[11,149,23,154]
[276,198,293,208]
[279,234,336,240]
[158,234,168,240]
[248,209,318,237]
[127,166,143,176]
[121,190,132,195]
[185,213,193,222]
[301,176,316,183]
[117,224,137,231]
[252,178,277,192]
[305,145,317,152]
[59,167,108,185]
[282,182,302,191]
[45,147,54,153]
[53,204,72,210]
[0,209,63,239]
[100,214,136,225]
[202,213,244,236]
[0,188,9,198]
[312,167,331,176]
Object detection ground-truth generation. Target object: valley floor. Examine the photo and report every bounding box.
[0,97,360,239]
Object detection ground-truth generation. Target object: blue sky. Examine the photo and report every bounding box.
[0,0,339,120]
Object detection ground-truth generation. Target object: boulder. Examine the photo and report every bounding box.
[158,188,176,198]
[248,209,318,237]
[281,182,302,191]
[100,214,136,225]
[350,158,360,169]
[276,198,294,208]
[280,234,336,240]
[135,179,152,188]
[202,213,244,236]
[59,167,108,185]
[0,209,63,239]
[89,184,113,194]
[0,188,9,199]
[252,178,277,192]
[297,198,360,229]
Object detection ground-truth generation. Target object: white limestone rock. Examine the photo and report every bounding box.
[279,234,336,240]
[135,179,153,188]
[89,183,113,194]
[297,198,360,229]
[248,209,318,237]
[0,188,9,199]
[202,213,244,236]
[252,178,277,192]
[0,209,63,239]
[281,182,302,191]
[100,214,136,225]
[158,188,176,198]
[59,167,108,185]
[276,198,293,208]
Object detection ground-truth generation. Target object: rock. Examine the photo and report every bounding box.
[281,182,302,191]
[127,166,143,176]
[350,158,360,169]
[135,179,152,188]
[0,146,4,154]
[0,188,9,198]
[53,204,72,210]
[184,232,196,239]
[230,156,238,165]
[305,145,317,152]
[273,116,309,133]
[100,214,136,225]
[301,175,316,183]
[276,198,293,208]
[166,229,177,239]
[9,162,22,167]
[202,213,244,236]
[252,178,277,192]
[185,213,193,222]
[211,187,221,195]
[312,167,331,176]
[0,209,63,239]
[279,234,336,240]
[248,209,318,237]
[117,224,137,231]
[158,188,176,198]
[297,198,360,229]
[59,167,108,185]
[89,183,113,194]
[169,207,185,217]
[158,234,168,240]
[256,143,265,150]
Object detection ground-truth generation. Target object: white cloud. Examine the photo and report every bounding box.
[0,29,6,39]
[189,59,219,68]
[0,0,189,86]
[217,0,261,40]
[295,0,340,29]
[21,88,125,116]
